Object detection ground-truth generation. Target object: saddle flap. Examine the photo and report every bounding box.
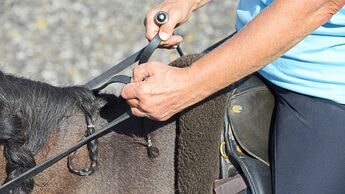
[239,155,272,194]
[228,75,274,165]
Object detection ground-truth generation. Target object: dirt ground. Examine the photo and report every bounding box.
[0,0,238,85]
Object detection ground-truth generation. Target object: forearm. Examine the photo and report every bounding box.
[187,0,345,100]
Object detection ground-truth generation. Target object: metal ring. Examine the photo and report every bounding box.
[220,141,229,159]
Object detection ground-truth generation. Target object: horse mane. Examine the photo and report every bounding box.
[0,71,104,193]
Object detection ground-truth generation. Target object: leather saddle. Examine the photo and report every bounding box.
[220,74,275,194]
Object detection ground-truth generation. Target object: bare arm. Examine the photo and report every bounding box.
[185,0,345,104]
[122,0,345,120]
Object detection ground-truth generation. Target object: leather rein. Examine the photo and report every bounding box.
[0,33,184,193]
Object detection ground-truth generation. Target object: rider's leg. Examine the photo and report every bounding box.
[270,84,345,194]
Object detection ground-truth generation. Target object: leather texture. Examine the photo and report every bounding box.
[225,74,275,194]
[228,75,274,165]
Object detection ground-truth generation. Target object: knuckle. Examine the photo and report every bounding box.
[148,7,164,21]
[131,108,140,116]
[147,8,158,18]
[145,32,153,40]
[120,86,128,97]
[133,66,140,75]
[127,99,137,107]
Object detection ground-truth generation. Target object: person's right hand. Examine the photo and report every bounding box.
[145,0,201,48]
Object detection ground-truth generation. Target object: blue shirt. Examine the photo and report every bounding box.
[236,0,345,104]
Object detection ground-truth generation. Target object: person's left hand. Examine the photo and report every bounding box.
[121,61,198,121]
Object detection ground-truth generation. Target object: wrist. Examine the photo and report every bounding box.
[186,57,229,98]
[181,64,215,105]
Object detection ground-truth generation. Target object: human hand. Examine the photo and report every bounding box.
[145,0,205,48]
[121,61,200,121]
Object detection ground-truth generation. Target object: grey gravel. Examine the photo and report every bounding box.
[0,0,238,86]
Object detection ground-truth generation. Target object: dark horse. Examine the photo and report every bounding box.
[0,54,229,194]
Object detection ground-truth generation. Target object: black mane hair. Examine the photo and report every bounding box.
[0,71,104,193]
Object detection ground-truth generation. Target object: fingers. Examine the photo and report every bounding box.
[159,35,183,48]
[121,82,138,100]
[145,7,184,47]
[132,65,150,82]
[121,84,146,117]
[121,61,176,120]
[121,62,157,100]
[145,11,160,40]
[130,107,147,118]
[127,98,139,107]
[157,13,180,41]
[122,87,150,118]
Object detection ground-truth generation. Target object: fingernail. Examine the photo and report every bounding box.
[159,31,169,41]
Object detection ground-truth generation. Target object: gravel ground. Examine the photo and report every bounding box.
[0,0,238,86]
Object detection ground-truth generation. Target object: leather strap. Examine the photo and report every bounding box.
[87,34,184,92]
[214,175,247,194]
[138,35,161,65]
[85,48,144,90]
[91,75,132,92]
[87,35,162,91]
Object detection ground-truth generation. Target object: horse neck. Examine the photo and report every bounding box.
[28,104,177,194]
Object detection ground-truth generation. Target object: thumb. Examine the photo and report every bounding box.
[121,82,138,100]
[158,18,178,41]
